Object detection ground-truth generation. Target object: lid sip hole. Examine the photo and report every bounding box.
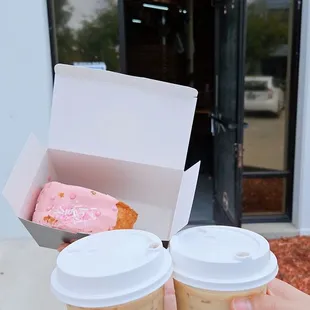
[235,251,251,259]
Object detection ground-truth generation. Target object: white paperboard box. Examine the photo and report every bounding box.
[2,64,200,249]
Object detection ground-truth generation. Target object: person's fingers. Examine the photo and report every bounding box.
[57,239,77,252]
[164,278,175,295]
[268,278,309,301]
[164,294,177,310]
[232,294,304,310]
[164,279,177,310]
[57,243,70,252]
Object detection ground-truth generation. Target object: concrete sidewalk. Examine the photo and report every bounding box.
[0,239,64,309]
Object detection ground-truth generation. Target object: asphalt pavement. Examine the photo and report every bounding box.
[243,110,287,171]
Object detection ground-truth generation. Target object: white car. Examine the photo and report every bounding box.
[244,76,285,116]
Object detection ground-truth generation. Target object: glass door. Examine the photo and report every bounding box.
[242,0,301,221]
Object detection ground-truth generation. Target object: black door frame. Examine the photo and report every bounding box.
[242,0,302,223]
[235,0,247,226]
[212,0,247,227]
[118,0,127,74]
[46,0,57,79]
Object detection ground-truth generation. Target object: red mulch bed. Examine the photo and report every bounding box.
[243,178,284,213]
[269,236,310,294]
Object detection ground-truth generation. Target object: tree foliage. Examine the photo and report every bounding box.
[53,0,76,64]
[75,0,120,71]
[53,0,119,71]
[246,0,289,74]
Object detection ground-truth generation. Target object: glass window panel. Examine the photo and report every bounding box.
[50,0,215,224]
[243,0,293,171]
[242,0,295,216]
[52,0,120,72]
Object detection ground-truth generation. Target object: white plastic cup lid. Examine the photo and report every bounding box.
[169,226,278,291]
[51,229,173,308]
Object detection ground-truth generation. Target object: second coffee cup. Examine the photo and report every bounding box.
[51,229,173,310]
[169,226,279,310]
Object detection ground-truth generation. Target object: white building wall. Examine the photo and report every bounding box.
[0,0,53,238]
[292,0,310,235]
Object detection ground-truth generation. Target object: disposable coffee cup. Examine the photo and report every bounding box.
[51,229,173,309]
[169,226,278,310]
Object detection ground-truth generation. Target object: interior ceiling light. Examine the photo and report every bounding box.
[132,18,142,23]
[143,3,169,11]
[152,0,177,4]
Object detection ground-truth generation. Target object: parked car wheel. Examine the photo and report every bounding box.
[274,102,282,118]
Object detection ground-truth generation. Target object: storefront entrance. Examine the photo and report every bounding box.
[123,0,247,227]
[47,0,301,226]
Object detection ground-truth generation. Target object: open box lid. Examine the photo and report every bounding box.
[49,65,198,170]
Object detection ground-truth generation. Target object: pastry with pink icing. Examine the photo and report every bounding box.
[32,182,138,234]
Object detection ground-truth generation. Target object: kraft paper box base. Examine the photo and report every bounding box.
[2,64,200,249]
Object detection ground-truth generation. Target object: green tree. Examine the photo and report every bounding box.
[75,0,120,71]
[53,0,76,64]
[246,0,288,74]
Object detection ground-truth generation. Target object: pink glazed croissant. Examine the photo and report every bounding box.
[32,182,138,234]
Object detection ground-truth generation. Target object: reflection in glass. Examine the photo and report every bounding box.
[124,0,189,85]
[50,0,215,223]
[243,0,291,171]
[242,0,293,216]
[123,0,215,224]
[52,0,120,72]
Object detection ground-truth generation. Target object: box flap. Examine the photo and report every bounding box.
[169,161,201,238]
[2,134,47,218]
[49,64,198,170]
[20,219,87,249]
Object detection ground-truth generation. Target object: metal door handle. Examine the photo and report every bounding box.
[209,113,248,131]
